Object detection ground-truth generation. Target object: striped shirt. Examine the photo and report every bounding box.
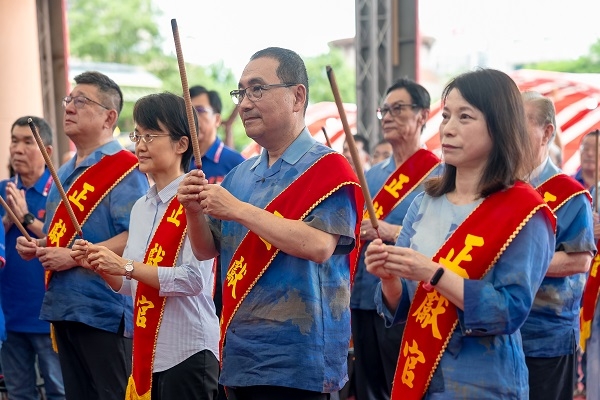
[119,174,219,372]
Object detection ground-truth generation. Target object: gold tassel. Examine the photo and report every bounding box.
[125,375,152,400]
[50,323,58,353]
[580,319,591,353]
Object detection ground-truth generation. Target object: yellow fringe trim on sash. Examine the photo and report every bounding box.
[50,323,58,353]
[125,375,151,400]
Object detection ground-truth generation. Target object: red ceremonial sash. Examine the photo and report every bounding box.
[392,181,555,400]
[364,149,440,225]
[581,241,600,352]
[219,152,364,361]
[536,174,597,352]
[536,173,591,213]
[126,197,188,400]
[46,150,139,285]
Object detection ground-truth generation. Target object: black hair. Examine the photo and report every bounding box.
[133,92,197,172]
[189,85,222,114]
[74,71,123,114]
[250,47,309,113]
[12,116,53,146]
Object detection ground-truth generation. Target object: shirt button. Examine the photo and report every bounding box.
[465,329,472,335]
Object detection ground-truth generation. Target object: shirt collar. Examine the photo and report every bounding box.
[15,168,52,193]
[76,140,124,169]
[204,137,223,162]
[529,156,550,183]
[250,128,314,171]
[146,174,185,205]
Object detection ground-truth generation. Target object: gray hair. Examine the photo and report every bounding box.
[522,91,557,142]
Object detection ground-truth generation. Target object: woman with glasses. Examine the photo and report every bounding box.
[350,78,441,400]
[71,92,220,400]
[365,69,556,399]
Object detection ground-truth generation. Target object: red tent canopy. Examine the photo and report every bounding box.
[241,70,600,175]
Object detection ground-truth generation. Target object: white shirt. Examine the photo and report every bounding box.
[119,174,219,372]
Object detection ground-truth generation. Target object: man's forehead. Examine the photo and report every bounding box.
[239,58,279,86]
[11,125,34,138]
[70,83,97,97]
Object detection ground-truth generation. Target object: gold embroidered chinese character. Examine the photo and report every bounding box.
[48,219,67,246]
[147,243,165,266]
[438,234,484,278]
[543,191,557,204]
[591,254,600,278]
[136,295,155,328]
[167,204,184,227]
[260,211,283,250]
[412,291,449,339]
[383,174,410,198]
[227,256,247,299]
[401,339,425,388]
[364,201,384,220]
[68,182,95,212]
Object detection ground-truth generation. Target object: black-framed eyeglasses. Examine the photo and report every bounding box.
[62,95,110,110]
[376,103,419,120]
[230,83,298,105]
[129,131,171,144]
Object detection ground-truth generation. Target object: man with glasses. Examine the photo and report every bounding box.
[188,85,245,183]
[16,71,148,400]
[178,47,363,400]
[350,78,441,400]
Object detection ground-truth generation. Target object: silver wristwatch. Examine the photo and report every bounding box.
[124,259,134,280]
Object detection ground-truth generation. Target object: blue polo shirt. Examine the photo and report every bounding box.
[41,141,149,337]
[188,137,245,184]
[0,170,53,333]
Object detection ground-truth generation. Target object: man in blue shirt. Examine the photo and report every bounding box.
[179,47,362,400]
[16,71,149,400]
[0,116,65,399]
[350,78,439,400]
[188,85,245,182]
[521,92,595,400]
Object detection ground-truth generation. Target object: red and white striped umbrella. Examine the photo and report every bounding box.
[241,70,600,175]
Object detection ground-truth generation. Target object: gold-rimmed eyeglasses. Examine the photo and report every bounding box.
[230,83,298,105]
[129,131,171,144]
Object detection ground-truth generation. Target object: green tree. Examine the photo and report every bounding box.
[522,38,600,73]
[68,0,164,65]
[305,47,356,105]
[67,0,248,147]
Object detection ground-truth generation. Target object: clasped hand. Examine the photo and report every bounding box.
[71,239,124,276]
[177,169,242,220]
[365,239,439,282]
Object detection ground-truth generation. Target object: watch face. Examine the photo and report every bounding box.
[23,213,35,226]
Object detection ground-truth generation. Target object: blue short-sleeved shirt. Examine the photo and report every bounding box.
[215,129,359,393]
[41,141,149,336]
[522,159,596,357]
[0,170,53,333]
[350,154,440,310]
[375,190,555,399]
[188,137,245,184]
